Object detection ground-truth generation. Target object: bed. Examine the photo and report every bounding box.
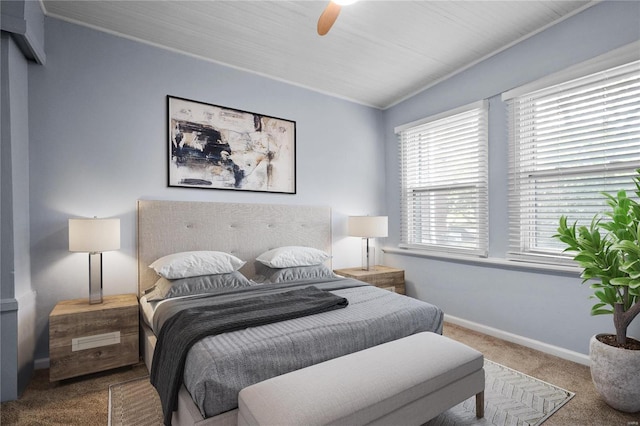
[137,200,444,426]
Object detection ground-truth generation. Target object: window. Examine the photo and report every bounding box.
[396,100,489,256]
[504,48,640,265]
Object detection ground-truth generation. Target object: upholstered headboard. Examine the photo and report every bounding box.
[137,200,332,296]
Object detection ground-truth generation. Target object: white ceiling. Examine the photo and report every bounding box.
[41,0,596,109]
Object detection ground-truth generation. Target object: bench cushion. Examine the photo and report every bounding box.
[238,332,484,426]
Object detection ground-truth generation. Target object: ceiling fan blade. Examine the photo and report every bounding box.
[317,1,342,36]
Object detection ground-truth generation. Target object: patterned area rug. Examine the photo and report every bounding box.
[108,360,574,426]
[426,360,575,426]
[108,376,163,426]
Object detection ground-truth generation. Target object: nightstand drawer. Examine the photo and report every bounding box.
[49,294,139,381]
[334,266,405,295]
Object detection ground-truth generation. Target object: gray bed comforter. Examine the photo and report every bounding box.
[152,277,444,419]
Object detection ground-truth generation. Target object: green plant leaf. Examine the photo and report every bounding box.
[611,277,631,286]
[553,169,640,340]
[591,308,614,316]
[613,240,640,255]
[575,253,597,263]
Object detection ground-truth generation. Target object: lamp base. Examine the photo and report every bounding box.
[361,239,376,271]
[88,252,103,304]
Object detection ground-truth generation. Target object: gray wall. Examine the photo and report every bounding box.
[4,0,639,394]
[27,17,387,362]
[383,0,640,357]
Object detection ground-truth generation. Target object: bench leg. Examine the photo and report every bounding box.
[475,391,484,418]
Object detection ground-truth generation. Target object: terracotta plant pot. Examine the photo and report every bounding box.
[589,334,640,413]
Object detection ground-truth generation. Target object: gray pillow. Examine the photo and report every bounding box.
[144,271,254,301]
[255,264,336,284]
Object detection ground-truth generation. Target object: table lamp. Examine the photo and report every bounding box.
[69,217,120,304]
[348,216,388,271]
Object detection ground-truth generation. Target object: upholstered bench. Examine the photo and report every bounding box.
[237,332,485,426]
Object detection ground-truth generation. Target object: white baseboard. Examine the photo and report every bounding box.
[444,314,590,366]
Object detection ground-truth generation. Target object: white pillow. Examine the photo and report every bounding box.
[256,246,330,268]
[149,251,245,279]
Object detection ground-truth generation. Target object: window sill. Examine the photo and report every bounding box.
[382,246,582,276]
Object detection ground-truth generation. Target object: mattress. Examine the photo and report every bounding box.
[146,278,444,420]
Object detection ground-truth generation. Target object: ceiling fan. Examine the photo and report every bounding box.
[317,0,359,36]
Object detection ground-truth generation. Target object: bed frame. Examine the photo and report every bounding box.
[137,200,332,425]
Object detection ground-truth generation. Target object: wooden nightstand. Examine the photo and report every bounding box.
[333,266,405,295]
[49,293,139,381]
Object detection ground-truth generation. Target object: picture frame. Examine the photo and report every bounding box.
[168,96,296,194]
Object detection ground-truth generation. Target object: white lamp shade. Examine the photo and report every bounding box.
[69,218,121,253]
[348,216,388,238]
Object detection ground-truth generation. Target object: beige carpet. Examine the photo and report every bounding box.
[109,376,163,426]
[108,359,574,426]
[443,323,640,426]
[3,322,640,425]
[426,359,573,426]
[0,363,148,425]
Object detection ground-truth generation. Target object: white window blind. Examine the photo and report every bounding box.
[396,100,489,256]
[506,57,640,265]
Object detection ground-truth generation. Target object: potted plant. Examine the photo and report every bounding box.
[554,168,640,413]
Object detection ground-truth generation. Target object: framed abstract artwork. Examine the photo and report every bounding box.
[168,96,296,193]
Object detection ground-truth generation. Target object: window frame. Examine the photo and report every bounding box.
[504,42,640,266]
[396,100,489,257]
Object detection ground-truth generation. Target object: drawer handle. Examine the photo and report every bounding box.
[72,331,121,351]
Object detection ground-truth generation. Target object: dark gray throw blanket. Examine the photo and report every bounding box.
[150,286,349,426]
